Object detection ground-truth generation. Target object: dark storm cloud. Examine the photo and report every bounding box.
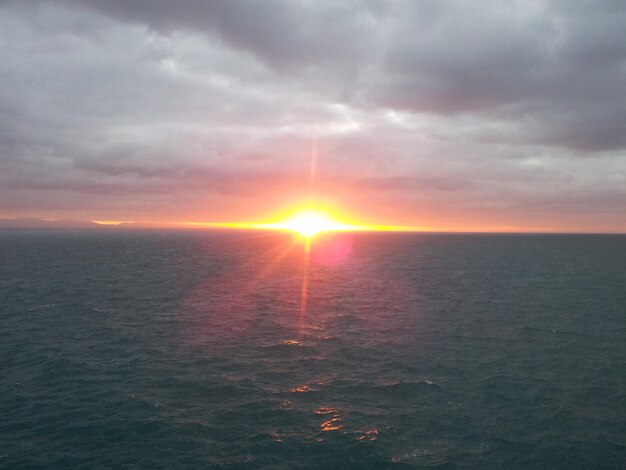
[0,0,625,227]
[49,0,626,151]
[57,0,380,69]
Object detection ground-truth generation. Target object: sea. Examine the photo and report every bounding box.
[1,230,625,469]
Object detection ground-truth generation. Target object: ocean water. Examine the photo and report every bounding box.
[1,230,625,469]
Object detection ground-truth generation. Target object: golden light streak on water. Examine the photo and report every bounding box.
[299,237,311,327]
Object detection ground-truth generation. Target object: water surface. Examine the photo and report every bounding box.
[1,231,625,468]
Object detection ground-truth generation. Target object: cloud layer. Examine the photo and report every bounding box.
[1,0,625,231]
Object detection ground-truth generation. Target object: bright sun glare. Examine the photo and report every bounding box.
[274,210,354,238]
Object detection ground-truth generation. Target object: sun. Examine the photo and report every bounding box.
[273,209,355,238]
[183,206,421,235]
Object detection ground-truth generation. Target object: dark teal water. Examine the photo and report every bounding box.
[1,230,625,469]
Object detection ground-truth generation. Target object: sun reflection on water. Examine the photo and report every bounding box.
[320,416,343,432]
[315,407,343,432]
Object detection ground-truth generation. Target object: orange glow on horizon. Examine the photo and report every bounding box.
[182,206,429,236]
[91,220,133,226]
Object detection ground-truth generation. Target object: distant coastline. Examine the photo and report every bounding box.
[0,218,135,231]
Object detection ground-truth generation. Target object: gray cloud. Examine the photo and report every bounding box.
[0,0,625,230]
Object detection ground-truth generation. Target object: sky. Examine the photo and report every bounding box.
[1,0,625,232]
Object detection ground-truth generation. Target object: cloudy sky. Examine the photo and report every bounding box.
[1,0,625,231]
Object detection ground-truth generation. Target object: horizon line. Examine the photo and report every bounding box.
[0,218,624,236]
